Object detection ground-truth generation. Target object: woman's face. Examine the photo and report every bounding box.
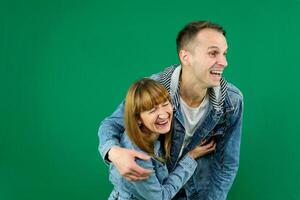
[139,101,173,134]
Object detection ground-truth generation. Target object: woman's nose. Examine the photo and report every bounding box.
[158,110,168,118]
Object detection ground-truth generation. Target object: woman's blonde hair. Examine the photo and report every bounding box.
[124,78,172,161]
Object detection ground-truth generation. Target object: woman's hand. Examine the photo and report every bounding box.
[188,139,216,159]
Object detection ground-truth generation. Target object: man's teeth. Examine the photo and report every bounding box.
[211,70,223,75]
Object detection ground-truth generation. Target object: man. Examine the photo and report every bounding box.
[99,21,243,200]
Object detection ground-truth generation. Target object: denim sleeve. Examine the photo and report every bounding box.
[128,155,197,200]
[98,101,125,164]
[206,96,244,200]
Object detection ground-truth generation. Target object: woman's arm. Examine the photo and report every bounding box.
[127,154,197,200]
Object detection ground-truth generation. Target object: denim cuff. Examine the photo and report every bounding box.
[180,154,198,171]
[100,140,120,165]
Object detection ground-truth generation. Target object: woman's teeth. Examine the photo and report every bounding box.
[156,120,168,125]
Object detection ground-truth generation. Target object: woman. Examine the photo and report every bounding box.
[108,78,215,200]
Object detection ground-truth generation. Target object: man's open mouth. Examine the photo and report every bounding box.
[210,70,223,76]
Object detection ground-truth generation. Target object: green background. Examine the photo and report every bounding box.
[1,0,299,199]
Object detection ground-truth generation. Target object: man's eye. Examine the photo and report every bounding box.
[209,51,218,57]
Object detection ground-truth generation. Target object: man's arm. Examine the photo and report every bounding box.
[98,101,152,181]
[98,102,125,162]
[206,95,244,200]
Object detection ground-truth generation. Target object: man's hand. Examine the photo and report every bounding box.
[188,139,216,159]
[108,146,152,181]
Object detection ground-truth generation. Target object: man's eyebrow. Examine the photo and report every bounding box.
[207,46,228,52]
[207,46,220,50]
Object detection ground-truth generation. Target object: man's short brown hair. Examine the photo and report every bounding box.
[176,21,226,53]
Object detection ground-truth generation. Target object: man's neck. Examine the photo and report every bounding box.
[180,70,207,108]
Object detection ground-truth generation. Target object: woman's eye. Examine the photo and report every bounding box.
[149,108,156,113]
[162,102,169,107]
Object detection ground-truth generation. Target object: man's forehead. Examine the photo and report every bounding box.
[208,45,228,50]
[195,29,228,49]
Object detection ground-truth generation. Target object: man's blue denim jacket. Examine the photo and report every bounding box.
[108,133,198,200]
[99,65,244,200]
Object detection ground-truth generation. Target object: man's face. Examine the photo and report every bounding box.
[187,28,228,88]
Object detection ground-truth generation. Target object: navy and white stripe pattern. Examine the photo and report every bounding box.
[157,66,181,110]
[208,78,228,112]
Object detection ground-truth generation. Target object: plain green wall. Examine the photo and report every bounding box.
[1,0,300,199]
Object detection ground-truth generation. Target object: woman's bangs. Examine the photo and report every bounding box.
[136,84,169,112]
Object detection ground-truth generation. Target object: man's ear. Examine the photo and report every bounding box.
[179,49,190,66]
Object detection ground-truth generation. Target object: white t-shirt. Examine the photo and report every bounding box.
[178,95,209,157]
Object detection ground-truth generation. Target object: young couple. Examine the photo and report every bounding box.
[99,21,244,200]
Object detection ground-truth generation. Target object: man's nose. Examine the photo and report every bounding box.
[217,55,228,67]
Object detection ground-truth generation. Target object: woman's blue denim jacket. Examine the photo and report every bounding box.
[108,133,197,200]
[99,65,244,200]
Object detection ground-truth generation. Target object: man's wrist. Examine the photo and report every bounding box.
[107,146,119,162]
[100,140,120,164]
